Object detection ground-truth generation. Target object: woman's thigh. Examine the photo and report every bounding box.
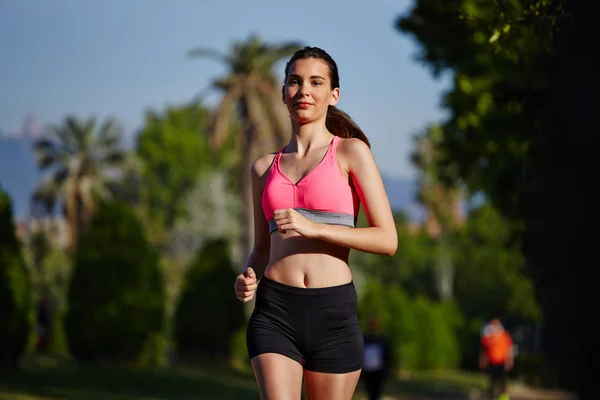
[251,353,304,400]
[303,369,362,400]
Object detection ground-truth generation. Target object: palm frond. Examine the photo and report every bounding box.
[36,154,62,170]
[187,47,228,64]
[32,138,56,151]
[31,174,64,216]
[97,118,122,150]
[100,151,126,167]
[253,42,303,73]
[50,125,77,155]
[33,138,66,169]
[52,167,70,186]
[212,74,242,91]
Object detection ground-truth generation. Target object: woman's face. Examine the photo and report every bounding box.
[283,58,339,124]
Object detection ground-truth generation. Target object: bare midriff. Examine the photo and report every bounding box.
[263,228,353,288]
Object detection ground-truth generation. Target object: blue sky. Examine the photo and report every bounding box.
[0,0,451,179]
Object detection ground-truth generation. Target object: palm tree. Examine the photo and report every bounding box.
[31,115,131,252]
[411,124,463,301]
[188,34,302,264]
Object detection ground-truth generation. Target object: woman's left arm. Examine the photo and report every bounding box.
[315,138,398,255]
[274,138,398,256]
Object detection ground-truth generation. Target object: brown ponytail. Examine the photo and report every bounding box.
[285,46,371,148]
[326,106,370,148]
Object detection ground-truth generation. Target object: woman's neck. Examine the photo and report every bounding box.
[288,120,333,155]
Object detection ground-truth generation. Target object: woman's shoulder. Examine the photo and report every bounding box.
[336,137,373,161]
[251,152,278,178]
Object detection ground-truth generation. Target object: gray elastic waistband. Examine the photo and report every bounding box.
[268,208,356,234]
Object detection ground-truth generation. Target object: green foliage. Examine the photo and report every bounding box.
[397,0,573,225]
[352,211,438,298]
[31,115,131,251]
[28,230,51,271]
[137,331,170,368]
[39,247,72,311]
[46,309,70,358]
[396,0,585,388]
[26,244,72,358]
[452,203,540,369]
[135,103,213,232]
[229,323,251,373]
[411,297,463,370]
[167,170,243,264]
[454,203,540,321]
[0,188,34,366]
[173,238,245,360]
[358,280,462,371]
[65,202,166,363]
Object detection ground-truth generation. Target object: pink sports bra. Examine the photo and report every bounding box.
[262,135,360,234]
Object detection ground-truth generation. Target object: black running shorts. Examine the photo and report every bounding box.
[246,276,364,374]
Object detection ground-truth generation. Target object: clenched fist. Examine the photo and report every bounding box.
[273,208,320,238]
[234,267,258,302]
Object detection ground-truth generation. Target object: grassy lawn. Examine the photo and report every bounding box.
[0,356,259,400]
[0,356,487,400]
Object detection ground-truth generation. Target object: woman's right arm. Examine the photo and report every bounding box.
[244,154,274,280]
[235,154,273,302]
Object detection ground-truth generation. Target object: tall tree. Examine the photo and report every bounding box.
[0,187,34,366]
[396,0,593,393]
[65,202,165,363]
[31,116,130,252]
[411,124,463,301]
[135,103,213,247]
[188,34,302,265]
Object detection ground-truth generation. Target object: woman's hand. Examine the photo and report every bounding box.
[234,267,257,302]
[273,208,320,238]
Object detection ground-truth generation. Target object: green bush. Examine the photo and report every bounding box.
[358,280,463,371]
[39,248,72,358]
[412,296,463,369]
[230,322,250,373]
[137,331,170,368]
[46,309,70,358]
[0,188,34,366]
[358,281,419,370]
[174,238,245,361]
[65,202,166,363]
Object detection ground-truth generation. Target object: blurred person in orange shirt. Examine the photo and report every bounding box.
[479,318,514,400]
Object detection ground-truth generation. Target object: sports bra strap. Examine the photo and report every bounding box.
[329,135,341,161]
[273,146,285,164]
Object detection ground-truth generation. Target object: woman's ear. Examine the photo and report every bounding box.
[329,88,340,106]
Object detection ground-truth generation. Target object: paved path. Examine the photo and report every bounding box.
[355,384,577,400]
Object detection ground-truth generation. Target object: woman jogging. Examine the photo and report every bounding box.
[234,46,398,400]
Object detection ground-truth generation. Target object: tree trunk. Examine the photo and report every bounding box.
[434,236,454,302]
[67,179,79,254]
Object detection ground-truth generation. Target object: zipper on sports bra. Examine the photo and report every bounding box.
[293,184,297,208]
